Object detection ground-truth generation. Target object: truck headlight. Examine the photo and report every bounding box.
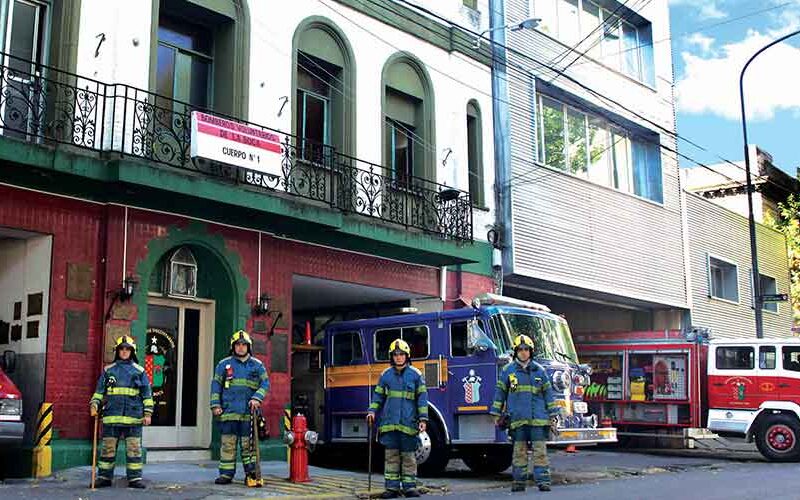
[552,371,571,392]
[0,399,22,416]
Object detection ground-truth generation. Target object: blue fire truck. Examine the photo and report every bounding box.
[320,293,616,474]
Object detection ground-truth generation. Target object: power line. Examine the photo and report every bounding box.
[553,0,656,82]
[569,1,799,70]
[546,0,638,69]
[326,0,756,193]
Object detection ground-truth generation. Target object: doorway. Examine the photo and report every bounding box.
[143,296,214,449]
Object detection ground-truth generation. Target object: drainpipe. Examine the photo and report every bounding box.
[440,266,447,305]
[489,0,513,280]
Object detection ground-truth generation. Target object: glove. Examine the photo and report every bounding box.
[496,414,510,430]
[90,404,98,417]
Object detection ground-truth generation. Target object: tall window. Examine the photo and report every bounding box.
[156,15,213,109]
[152,0,248,118]
[1,0,47,138]
[296,53,333,161]
[536,94,663,203]
[529,0,655,85]
[466,101,484,207]
[294,21,354,158]
[382,55,435,183]
[708,255,739,303]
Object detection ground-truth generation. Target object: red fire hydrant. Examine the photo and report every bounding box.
[285,413,317,483]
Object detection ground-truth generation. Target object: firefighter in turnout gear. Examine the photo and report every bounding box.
[366,339,428,499]
[210,330,270,487]
[89,335,153,488]
[491,334,560,493]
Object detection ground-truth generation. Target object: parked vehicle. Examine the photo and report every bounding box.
[708,339,800,461]
[0,350,24,445]
[320,293,616,475]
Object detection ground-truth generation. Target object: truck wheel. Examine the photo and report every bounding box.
[755,414,800,462]
[418,418,449,477]
[462,448,512,475]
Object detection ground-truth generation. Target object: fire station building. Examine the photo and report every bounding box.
[0,0,495,473]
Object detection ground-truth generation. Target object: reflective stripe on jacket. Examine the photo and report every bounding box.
[491,360,560,428]
[90,360,153,426]
[210,355,269,417]
[368,365,428,436]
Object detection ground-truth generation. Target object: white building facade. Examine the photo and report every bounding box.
[494,0,688,333]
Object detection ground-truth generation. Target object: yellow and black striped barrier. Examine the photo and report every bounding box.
[32,402,53,477]
[284,407,292,469]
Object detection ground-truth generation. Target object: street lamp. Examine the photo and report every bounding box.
[474,17,541,49]
[739,28,800,338]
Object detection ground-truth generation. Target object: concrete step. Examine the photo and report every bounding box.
[147,449,212,463]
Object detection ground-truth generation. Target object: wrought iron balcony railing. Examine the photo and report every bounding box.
[0,53,473,242]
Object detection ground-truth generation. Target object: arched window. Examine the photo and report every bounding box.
[167,247,197,297]
[382,53,435,184]
[292,17,355,159]
[466,100,484,207]
[151,0,250,118]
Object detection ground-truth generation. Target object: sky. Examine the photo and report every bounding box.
[669,0,800,175]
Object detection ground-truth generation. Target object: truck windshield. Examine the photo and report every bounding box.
[493,314,579,364]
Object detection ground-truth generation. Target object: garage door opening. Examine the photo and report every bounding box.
[290,275,438,437]
[0,227,53,444]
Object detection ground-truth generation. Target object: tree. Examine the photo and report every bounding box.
[769,194,800,324]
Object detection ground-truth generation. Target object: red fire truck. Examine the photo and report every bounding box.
[0,350,23,445]
[707,339,800,461]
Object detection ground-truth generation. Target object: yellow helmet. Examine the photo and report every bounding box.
[114,335,138,362]
[388,338,411,357]
[512,334,534,351]
[115,335,137,352]
[231,330,252,347]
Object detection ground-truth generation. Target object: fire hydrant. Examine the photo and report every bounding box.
[284,413,318,483]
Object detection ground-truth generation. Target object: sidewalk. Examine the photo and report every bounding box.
[0,449,737,500]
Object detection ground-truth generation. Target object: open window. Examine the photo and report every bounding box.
[382,54,435,185]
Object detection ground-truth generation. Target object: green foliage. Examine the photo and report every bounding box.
[770,194,800,323]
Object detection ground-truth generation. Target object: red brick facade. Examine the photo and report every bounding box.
[0,185,493,440]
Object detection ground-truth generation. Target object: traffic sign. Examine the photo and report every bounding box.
[761,293,789,302]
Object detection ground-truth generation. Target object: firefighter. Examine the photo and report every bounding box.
[89,335,153,488]
[210,330,269,487]
[366,339,428,499]
[490,334,560,493]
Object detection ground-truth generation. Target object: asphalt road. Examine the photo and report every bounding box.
[467,460,797,500]
[0,447,788,500]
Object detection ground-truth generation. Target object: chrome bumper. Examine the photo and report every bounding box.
[547,426,617,445]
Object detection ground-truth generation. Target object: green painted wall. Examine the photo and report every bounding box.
[0,139,492,274]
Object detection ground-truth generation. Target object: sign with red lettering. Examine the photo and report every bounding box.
[190,111,284,176]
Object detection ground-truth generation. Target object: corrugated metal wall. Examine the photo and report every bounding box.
[686,192,793,339]
[503,0,687,307]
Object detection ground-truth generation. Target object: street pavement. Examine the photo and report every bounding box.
[0,447,787,500]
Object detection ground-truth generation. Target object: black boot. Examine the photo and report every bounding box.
[127,479,146,489]
[380,490,400,499]
[538,484,552,492]
[92,477,112,488]
[511,482,526,492]
[404,489,421,497]
[214,475,233,485]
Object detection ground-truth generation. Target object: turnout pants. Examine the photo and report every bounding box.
[97,425,143,483]
[380,431,418,492]
[511,425,551,487]
[218,419,256,478]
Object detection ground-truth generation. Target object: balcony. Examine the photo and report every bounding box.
[0,53,473,242]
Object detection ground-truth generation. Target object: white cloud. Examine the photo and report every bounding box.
[676,30,800,121]
[685,33,715,54]
[669,0,727,20]
[699,3,727,19]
